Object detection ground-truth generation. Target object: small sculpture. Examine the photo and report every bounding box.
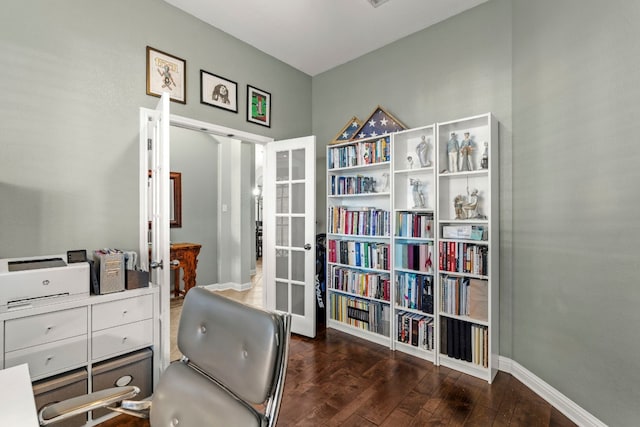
[459,132,473,171]
[447,132,459,172]
[454,188,483,219]
[481,141,489,169]
[378,172,390,193]
[407,155,414,170]
[416,136,431,167]
[409,178,426,208]
[462,188,480,218]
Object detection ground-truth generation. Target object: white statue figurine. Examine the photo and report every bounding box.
[416,136,431,167]
[407,155,414,170]
[459,132,473,171]
[481,141,489,169]
[462,188,480,219]
[409,178,426,208]
[447,132,459,172]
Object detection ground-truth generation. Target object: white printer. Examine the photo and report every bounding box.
[0,254,89,312]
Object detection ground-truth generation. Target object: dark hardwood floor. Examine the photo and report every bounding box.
[100,327,576,427]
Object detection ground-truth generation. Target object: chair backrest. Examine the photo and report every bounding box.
[150,287,291,427]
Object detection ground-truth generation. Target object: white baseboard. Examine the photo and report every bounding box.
[202,282,252,292]
[498,356,606,427]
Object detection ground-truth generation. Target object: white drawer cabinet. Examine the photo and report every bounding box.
[92,295,153,331]
[5,335,87,378]
[5,307,87,352]
[92,319,153,360]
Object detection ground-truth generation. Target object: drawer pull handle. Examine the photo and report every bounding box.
[123,310,128,315]
[122,336,128,342]
[46,326,53,333]
[46,356,54,363]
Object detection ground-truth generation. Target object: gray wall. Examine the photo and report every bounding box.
[314,0,640,424]
[169,127,218,286]
[0,0,311,259]
[512,1,640,425]
[312,0,514,356]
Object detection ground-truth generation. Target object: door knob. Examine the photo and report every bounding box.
[150,260,163,269]
[304,244,312,250]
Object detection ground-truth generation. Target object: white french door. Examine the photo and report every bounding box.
[264,136,316,337]
[139,93,171,383]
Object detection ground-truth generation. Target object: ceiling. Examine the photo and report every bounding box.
[164,0,488,76]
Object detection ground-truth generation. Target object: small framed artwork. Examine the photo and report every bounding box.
[146,46,186,104]
[247,85,271,127]
[200,70,237,113]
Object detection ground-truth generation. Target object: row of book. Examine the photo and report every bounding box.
[395,211,434,238]
[329,174,378,196]
[329,265,391,301]
[438,241,488,276]
[394,272,434,314]
[396,311,435,350]
[440,317,489,368]
[394,242,434,273]
[327,137,390,169]
[329,293,390,337]
[328,206,391,236]
[327,239,390,271]
[440,276,488,321]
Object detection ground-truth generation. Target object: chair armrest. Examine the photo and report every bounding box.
[39,386,140,426]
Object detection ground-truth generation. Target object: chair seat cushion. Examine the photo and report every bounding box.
[151,362,265,427]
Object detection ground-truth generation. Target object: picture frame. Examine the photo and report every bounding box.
[146,46,186,104]
[247,85,271,127]
[148,171,182,228]
[200,70,237,113]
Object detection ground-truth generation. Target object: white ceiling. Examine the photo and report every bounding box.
[164,0,489,76]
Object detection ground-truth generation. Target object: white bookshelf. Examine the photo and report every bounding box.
[325,114,499,383]
[391,126,437,362]
[435,112,499,383]
[326,135,393,346]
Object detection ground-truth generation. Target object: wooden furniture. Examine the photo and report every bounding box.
[170,243,201,298]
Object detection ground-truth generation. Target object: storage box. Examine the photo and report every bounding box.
[91,348,153,419]
[32,368,88,427]
[126,269,149,290]
[93,251,125,294]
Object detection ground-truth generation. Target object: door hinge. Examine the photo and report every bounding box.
[147,138,153,151]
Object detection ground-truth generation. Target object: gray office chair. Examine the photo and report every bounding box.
[38,287,292,426]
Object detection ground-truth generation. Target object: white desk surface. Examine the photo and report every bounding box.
[0,364,39,426]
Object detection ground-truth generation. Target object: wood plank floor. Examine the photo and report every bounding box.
[101,327,576,427]
[102,260,576,426]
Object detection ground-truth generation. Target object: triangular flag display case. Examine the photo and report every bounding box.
[330,116,363,145]
[326,112,499,383]
[351,105,407,140]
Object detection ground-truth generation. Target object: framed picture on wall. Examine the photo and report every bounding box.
[146,46,186,104]
[200,70,237,113]
[247,85,271,127]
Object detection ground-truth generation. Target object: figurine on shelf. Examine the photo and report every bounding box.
[377,172,389,193]
[462,188,480,219]
[409,178,426,208]
[447,132,459,172]
[481,141,489,169]
[459,132,474,171]
[454,195,465,219]
[407,155,414,170]
[416,135,431,167]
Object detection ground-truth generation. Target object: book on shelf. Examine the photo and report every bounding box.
[395,212,434,238]
[440,276,488,321]
[396,311,434,350]
[329,292,390,337]
[442,225,487,241]
[438,241,488,275]
[327,136,390,169]
[394,242,434,273]
[394,272,433,314]
[328,239,390,270]
[440,317,488,367]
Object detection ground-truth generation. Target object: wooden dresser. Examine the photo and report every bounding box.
[170,243,201,298]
